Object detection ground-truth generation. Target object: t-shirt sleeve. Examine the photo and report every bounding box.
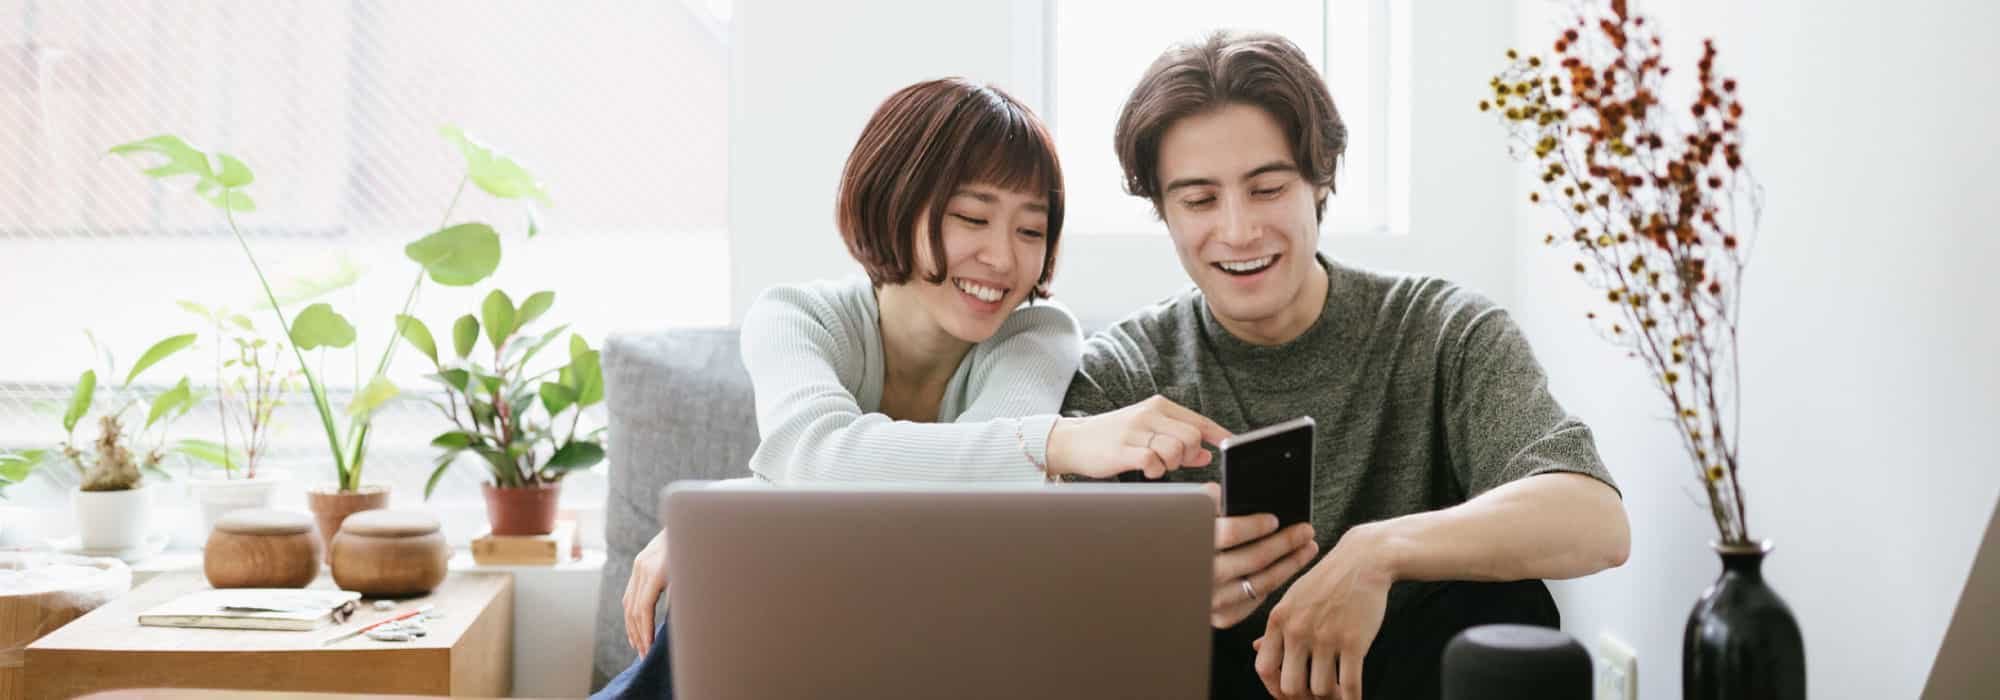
[1443,307,1620,499]
[1061,326,1152,419]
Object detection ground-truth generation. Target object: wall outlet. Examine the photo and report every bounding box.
[1595,632,1639,700]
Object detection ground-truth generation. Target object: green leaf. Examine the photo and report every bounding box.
[569,349,603,408]
[453,314,480,359]
[481,290,516,348]
[0,450,44,483]
[471,371,504,397]
[229,314,255,332]
[171,439,244,470]
[569,334,591,361]
[108,134,212,181]
[64,370,97,434]
[545,441,606,472]
[511,323,571,371]
[430,431,479,449]
[145,377,192,430]
[126,333,197,386]
[176,300,215,321]
[202,189,256,212]
[429,369,471,393]
[213,153,254,187]
[346,376,399,418]
[515,291,555,330]
[395,315,439,366]
[526,210,540,239]
[290,303,357,350]
[424,449,463,500]
[538,381,578,417]
[441,125,553,205]
[404,223,502,287]
[263,256,365,309]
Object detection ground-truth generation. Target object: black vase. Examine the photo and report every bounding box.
[1683,540,1806,699]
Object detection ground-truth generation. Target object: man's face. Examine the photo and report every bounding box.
[1154,103,1327,336]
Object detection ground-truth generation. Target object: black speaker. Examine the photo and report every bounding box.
[1441,624,1592,700]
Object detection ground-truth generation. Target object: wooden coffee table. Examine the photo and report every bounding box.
[23,572,512,699]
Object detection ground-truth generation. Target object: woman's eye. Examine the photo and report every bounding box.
[951,214,988,226]
[1018,228,1046,239]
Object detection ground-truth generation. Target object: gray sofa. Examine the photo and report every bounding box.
[591,328,760,690]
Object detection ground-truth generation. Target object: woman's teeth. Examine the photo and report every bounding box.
[955,279,1005,303]
[1216,255,1277,274]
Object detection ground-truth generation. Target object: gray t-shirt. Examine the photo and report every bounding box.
[1061,254,1617,611]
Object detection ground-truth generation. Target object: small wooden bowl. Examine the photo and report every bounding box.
[329,509,448,597]
[204,508,322,589]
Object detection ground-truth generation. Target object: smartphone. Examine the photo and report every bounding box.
[1219,416,1315,528]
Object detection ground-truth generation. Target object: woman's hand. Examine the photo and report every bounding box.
[1047,395,1232,479]
[622,530,670,655]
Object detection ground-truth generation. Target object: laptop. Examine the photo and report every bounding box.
[662,481,1215,699]
[1923,495,2000,698]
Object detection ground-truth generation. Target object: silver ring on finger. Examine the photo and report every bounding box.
[1240,577,1260,601]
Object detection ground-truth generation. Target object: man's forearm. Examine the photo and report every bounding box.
[1358,472,1630,583]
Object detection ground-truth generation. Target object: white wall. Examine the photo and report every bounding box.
[727,0,1522,325]
[1509,1,2000,698]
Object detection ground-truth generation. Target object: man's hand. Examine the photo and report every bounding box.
[1047,395,1232,479]
[1253,523,1394,700]
[622,530,670,655]
[1203,483,1318,629]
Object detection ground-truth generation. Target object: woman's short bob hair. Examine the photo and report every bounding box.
[836,78,1064,298]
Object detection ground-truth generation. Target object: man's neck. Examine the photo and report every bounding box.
[1210,260,1331,346]
[874,284,974,392]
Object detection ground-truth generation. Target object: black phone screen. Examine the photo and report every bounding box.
[1221,417,1314,528]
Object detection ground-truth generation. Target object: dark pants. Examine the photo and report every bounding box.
[1210,579,1560,700]
[593,616,675,700]
[597,580,1555,700]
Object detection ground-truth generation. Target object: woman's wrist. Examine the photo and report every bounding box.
[1043,417,1077,476]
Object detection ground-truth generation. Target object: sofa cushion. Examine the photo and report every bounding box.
[592,327,760,690]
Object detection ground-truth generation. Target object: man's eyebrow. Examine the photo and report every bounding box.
[1163,176,1218,193]
[1162,161,1299,193]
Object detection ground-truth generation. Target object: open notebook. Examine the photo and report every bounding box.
[139,589,362,631]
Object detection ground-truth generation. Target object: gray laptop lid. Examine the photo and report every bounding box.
[663,482,1214,700]
[1923,495,2000,698]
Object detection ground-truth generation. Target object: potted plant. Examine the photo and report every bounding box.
[409,289,605,535]
[52,334,204,552]
[176,301,296,536]
[1482,2,1801,697]
[110,126,548,549]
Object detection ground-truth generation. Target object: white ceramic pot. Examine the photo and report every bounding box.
[73,485,153,551]
[188,470,288,537]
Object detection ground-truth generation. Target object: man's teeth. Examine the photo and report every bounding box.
[955,279,1005,303]
[1217,255,1276,273]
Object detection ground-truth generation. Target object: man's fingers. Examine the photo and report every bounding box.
[1216,522,1315,581]
[1310,644,1337,699]
[1339,647,1363,700]
[1255,627,1284,699]
[1247,537,1321,597]
[1214,513,1282,551]
[1282,639,1311,699]
[1201,482,1223,514]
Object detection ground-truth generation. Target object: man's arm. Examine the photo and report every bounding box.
[1353,471,1629,582]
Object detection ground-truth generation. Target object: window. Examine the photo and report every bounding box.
[0,1,730,530]
[1046,0,1406,238]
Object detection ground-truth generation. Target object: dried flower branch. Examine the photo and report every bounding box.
[1483,0,1762,544]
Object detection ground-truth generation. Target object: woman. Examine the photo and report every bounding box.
[597,77,1228,699]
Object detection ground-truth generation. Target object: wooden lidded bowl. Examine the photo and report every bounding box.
[329,509,449,597]
[204,508,322,588]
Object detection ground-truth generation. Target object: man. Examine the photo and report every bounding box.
[1060,31,1630,700]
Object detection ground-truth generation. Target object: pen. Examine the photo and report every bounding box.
[320,604,435,646]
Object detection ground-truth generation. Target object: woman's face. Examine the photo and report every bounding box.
[904,182,1051,344]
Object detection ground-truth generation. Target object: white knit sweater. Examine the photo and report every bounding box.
[739,277,1081,484]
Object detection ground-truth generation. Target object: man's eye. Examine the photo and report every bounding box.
[1182,197,1216,209]
[952,214,988,226]
[1253,185,1285,198]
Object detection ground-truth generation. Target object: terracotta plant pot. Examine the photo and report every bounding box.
[329,509,448,597]
[306,484,389,563]
[482,481,561,536]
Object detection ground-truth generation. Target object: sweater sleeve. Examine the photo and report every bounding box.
[741,286,1079,485]
[1443,304,1620,498]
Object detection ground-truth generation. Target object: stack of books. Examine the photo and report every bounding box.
[469,520,580,566]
